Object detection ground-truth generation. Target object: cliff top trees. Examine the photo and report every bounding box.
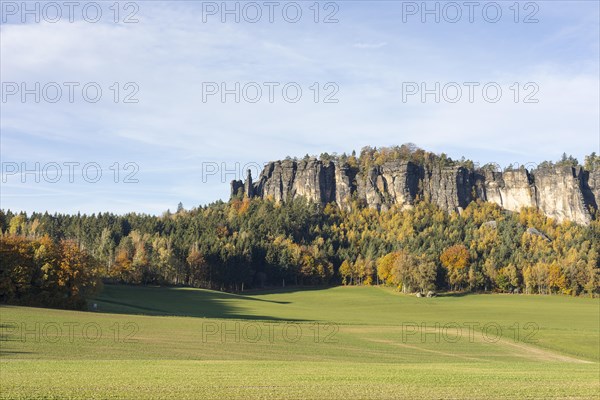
[539,153,587,170]
[584,153,599,171]
[556,153,579,168]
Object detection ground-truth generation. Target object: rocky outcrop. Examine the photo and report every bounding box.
[380,161,421,209]
[231,169,255,198]
[230,179,244,198]
[240,158,337,205]
[422,165,473,212]
[334,162,356,211]
[231,157,597,225]
[582,169,599,212]
[257,159,296,203]
[533,167,592,225]
[477,166,593,225]
[481,169,537,213]
[294,159,336,205]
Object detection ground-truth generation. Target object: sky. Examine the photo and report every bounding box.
[1,0,599,215]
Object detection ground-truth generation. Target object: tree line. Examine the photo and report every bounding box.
[1,194,598,305]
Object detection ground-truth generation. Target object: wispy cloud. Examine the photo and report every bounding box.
[353,42,387,49]
[1,1,598,215]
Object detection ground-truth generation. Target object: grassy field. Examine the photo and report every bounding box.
[1,285,598,399]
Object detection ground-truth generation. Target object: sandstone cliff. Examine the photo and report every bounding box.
[231,157,597,225]
[481,169,537,213]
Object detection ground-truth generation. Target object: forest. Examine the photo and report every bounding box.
[1,149,599,309]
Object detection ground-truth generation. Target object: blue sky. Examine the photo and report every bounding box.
[1,1,599,214]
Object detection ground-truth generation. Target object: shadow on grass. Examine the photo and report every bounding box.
[436,291,502,298]
[0,349,33,357]
[241,285,334,296]
[0,322,35,357]
[90,284,312,322]
[436,292,473,298]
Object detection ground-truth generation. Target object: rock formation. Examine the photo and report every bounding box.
[231,157,597,225]
[481,169,537,212]
[532,167,590,225]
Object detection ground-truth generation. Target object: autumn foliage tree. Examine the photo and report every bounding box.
[376,251,437,294]
[0,235,101,309]
[440,244,470,291]
[187,247,209,287]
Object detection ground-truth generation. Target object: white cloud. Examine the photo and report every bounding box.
[1,2,598,214]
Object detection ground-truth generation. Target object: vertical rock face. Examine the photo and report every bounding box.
[483,169,537,212]
[357,166,385,210]
[243,169,254,198]
[292,159,336,204]
[247,158,336,204]
[230,180,244,198]
[334,162,356,211]
[582,170,600,212]
[381,161,421,208]
[478,167,593,224]
[231,156,598,225]
[422,166,473,212]
[533,167,591,225]
[355,161,422,211]
[258,159,297,202]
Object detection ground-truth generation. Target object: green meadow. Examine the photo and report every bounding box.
[1,285,598,399]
